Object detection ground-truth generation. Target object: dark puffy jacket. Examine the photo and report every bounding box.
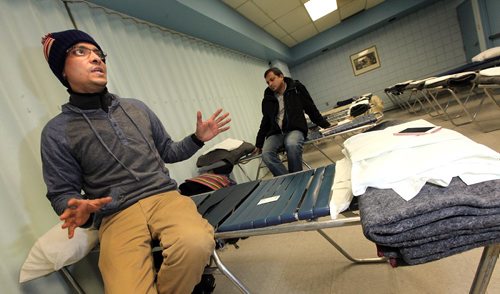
[255,78,330,148]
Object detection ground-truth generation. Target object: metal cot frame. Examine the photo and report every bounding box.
[236,112,383,181]
[59,166,499,294]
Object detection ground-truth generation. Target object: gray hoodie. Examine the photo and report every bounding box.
[41,93,202,228]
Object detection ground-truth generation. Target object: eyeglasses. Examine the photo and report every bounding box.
[66,45,107,62]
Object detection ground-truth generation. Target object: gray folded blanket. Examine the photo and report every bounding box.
[359,178,500,265]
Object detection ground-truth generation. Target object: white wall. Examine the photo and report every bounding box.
[1,0,267,293]
[291,0,466,111]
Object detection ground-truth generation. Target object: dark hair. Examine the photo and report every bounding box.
[264,67,283,78]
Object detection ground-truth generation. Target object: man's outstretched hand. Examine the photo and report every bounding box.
[60,197,112,239]
[195,108,231,142]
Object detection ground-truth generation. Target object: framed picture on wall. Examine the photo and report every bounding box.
[350,46,381,76]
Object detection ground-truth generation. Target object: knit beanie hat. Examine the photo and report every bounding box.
[41,29,103,88]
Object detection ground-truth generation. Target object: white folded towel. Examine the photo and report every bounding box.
[343,119,500,200]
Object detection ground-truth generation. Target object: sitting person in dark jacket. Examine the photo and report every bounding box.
[254,67,330,176]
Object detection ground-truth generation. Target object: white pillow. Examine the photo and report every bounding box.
[329,157,353,219]
[471,46,500,62]
[19,222,98,283]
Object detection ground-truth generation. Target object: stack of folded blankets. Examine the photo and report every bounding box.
[342,119,500,265]
[359,177,500,265]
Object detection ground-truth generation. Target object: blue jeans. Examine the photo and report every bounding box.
[261,130,305,176]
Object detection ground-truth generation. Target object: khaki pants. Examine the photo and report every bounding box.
[98,191,215,294]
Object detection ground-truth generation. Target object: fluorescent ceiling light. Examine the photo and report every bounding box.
[304,0,338,21]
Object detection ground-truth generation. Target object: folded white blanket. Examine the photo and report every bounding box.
[202,138,244,155]
[343,119,500,200]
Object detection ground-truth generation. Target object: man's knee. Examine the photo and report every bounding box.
[285,141,303,153]
[164,226,214,263]
[261,150,276,164]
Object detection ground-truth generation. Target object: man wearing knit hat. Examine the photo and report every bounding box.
[40,29,230,293]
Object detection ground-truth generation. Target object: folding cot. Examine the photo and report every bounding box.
[318,104,350,123]
[384,80,420,113]
[385,52,500,115]
[476,67,500,101]
[387,67,500,133]
[420,72,479,126]
[474,67,500,132]
[306,111,383,162]
[235,151,313,181]
[318,112,381,137]
[58,164,499,294]
[236,111,383,181]
[419,67,500,132]
[316,93,375,125]
[403,77,445,117]
[385,73,479,121]
[385,78,462,115]
[192,167,500,294]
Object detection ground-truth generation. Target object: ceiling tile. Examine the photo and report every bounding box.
[279,35,298,47]
[275,6,311,34]
[290,23,318,43]
[314,9,341,32]
[222,0,248,9]
[252,0,302,19]
[366,0,385,9]
[263,22,288,39]
[339,0,366,20]
[223,0,385,46]
[237,1,272,26]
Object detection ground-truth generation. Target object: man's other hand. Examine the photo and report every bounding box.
[60,197,112,239]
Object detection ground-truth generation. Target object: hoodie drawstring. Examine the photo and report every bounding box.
[81,112,141,181]
[119,104,168,173]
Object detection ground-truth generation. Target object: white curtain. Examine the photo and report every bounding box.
[0,0,267,292]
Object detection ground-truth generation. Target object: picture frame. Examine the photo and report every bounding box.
[350,46,381,76]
